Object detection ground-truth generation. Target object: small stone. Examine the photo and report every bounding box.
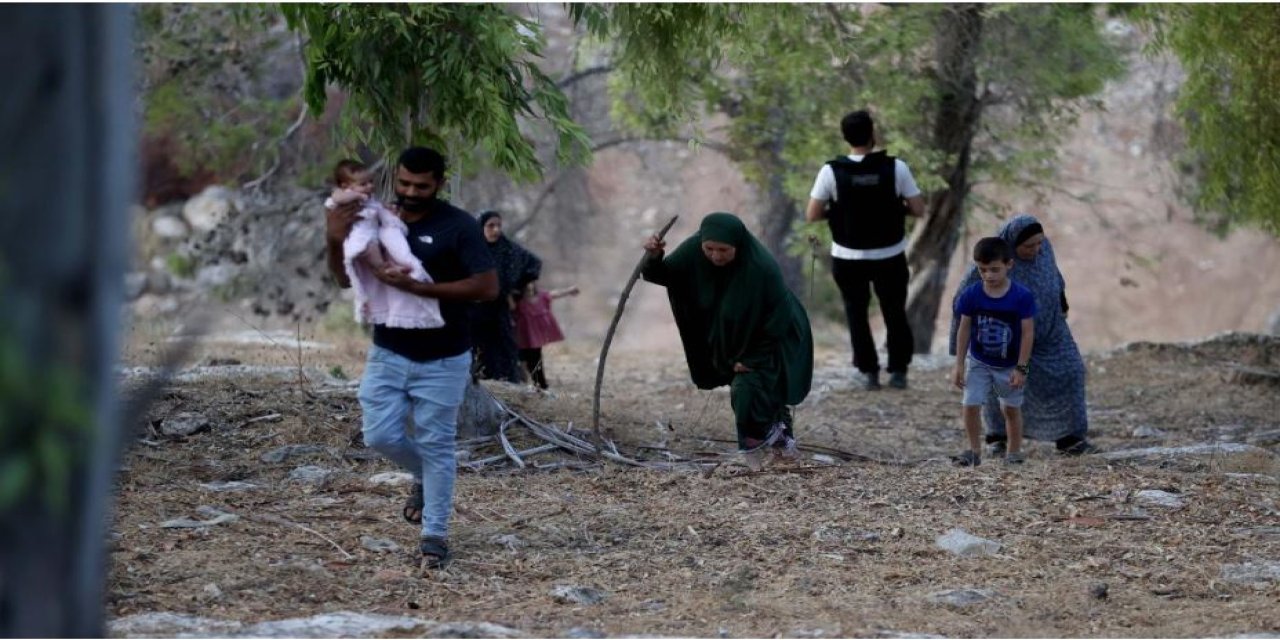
[812,454,838,465]
[550,585,608,606]
[195,264,238,288]
[124,272,148,300]
[368,471,416,487]
[935,528,1001,557]
[1090,583,1109,600]
[159,412,209,437]
[1220,562,1280,586]
[927,588,996,607]
[182,185,237,232]
[160,507,238,529]
[288,465,334,486]
[151,215,190,239]
[1135,489,1186,509]
[360,536,400,553]
[564,628,606,639]
[489,533,525,550]
[200,583,223,601]
[1131,425,1167,439]
[197,481,260,493]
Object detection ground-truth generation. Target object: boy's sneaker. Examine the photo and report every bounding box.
[863,372,882,391]
[951,450,981,467]
[1004,451,1025,465]
[888,371,908,389]
[988,440,1007,458]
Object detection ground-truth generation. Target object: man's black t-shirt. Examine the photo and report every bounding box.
[372,200,495,362]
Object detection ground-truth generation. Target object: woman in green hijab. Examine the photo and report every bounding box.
[642,212,814,465]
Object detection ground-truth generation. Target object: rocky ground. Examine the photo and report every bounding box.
[106,326,1280,638]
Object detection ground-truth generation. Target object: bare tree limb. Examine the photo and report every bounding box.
[557,64,613,90]
[591,215,679,445]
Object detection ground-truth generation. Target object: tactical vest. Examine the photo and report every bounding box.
[826,151,906,250]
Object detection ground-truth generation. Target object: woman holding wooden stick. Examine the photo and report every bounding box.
[641,212,814,469]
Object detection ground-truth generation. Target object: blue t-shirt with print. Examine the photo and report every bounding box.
[954,280,1037,368]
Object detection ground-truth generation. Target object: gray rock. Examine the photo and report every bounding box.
[151,215,190,239]
[147,270,173,295]
[490,533,525,550]
[109,612,242,637]
[196,263,239,288]
[550,584,609,606]
[935,528,1001,557]
[160,506,238,529]
[927,588,996,607]
[368,471,416,487]
[200,583,224,602]
[1220,562,1280,586]
[359,536,400,553]
[1090,583,1109,600]
[160,412,209,437]
[1101,443,1271,462]
[564,628,607,639]
[428,621,525,639]
[261,444,330,463]
[183,185,237,232]
[1247,430,1280,447]
[124,272,148,300]
[246,612,431,638]
[1135,489,1187,509]
[1131,425,1167,439]
[197,481,260,493]
[288,465,334,486]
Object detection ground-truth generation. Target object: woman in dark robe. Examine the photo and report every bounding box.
[949,213,1098,455]
[642,212,813,467]
[472,210,541,384]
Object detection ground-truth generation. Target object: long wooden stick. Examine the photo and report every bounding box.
[591,215,679,446]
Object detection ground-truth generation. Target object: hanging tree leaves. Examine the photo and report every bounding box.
[1140,4,1280,235]
[280,4,592,181]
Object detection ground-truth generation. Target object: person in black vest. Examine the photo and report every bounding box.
[805,110,926,390]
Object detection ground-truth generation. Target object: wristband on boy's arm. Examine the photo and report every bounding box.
[1015,363,1030,375]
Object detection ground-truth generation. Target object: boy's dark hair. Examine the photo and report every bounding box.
[840,110,875,148]
[973,237,1013,264]
[398,147,447,180]
[332,159,366,186]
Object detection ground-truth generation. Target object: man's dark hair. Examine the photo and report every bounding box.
[398,147,447,180]
[841,110,875,148]
[973,237,1013,264]
[332,159,366,186]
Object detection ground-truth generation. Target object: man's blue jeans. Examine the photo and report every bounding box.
[358,345,471,539]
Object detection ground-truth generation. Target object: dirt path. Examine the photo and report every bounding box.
[109,334,1279,638]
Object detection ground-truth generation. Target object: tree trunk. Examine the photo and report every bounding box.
[905,4,985,354]
[0,5,134,637]
[755,108,804,294]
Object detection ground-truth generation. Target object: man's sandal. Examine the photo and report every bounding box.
[402,482,424,524]
[419,536,450,570]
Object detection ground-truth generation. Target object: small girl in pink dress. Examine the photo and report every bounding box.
[513,281,579,389]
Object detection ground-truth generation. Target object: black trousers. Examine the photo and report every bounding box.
[831,253,914,375]
[518,348,548,389]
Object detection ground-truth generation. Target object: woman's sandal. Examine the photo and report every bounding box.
[419,535,450,570]
[402,482,424,524]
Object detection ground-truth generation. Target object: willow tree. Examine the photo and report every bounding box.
[1140,4,1280,235]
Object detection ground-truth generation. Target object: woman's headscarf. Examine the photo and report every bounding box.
[657,212,812,404]
[477,210,541,296]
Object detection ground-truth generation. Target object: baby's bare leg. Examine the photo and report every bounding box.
[359,240,388,272]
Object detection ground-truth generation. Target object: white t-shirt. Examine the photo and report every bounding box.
[809,154,922,260]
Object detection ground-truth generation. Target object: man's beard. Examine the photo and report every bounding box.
[395,193,435,213]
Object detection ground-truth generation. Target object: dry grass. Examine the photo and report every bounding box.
[108,328,1280,638]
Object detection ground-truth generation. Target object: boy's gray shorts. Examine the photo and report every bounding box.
[963,356,1024,408]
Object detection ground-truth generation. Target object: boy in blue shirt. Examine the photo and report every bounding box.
[952,237,1036,466]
